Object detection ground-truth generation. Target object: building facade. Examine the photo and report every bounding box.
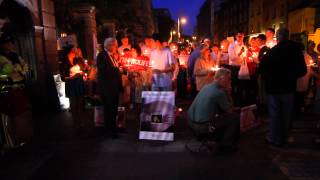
[199,0,250,41]
[197,0,212,39]
[153,8,175,41]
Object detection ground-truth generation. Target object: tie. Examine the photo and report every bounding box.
[110,53,118,67]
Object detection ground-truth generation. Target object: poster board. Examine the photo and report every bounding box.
[139,91,175,141]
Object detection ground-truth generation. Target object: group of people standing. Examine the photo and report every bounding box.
[188,27,320,151]
[60,27,320,148]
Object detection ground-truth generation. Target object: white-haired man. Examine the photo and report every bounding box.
[188,68,240,152]
[96,38,123,138]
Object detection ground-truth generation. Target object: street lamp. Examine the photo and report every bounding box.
[178,17,187,39]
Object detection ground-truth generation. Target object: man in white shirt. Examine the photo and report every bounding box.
[150,35,176,91]
[228,32,247,106]
[265,28,277,48]
[118,36,131,55]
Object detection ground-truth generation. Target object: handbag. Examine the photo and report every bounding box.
[238,59,250,80]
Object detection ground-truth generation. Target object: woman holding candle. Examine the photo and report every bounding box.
[60,46,86,131]
[193,45,215,91]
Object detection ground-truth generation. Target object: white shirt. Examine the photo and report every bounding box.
[266,39,277,48]
[150,48,175,70]
[150,48,176,87]
[228,41,246,66]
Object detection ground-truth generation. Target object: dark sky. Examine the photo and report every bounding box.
[152,0,206,36]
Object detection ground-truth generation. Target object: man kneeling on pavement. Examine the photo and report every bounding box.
[188,68,240,152]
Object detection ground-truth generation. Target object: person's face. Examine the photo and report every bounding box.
[266,30,274,40]
[155,40,162,49]
[162,42,168,47]
[256,38,262,46]
[204,41,210,47]
[170,43,177,51]
[212,46,219,54]
[309,43,315,51]
[106,41,118,53]
[250,38,257,48]
[220,41,229,52]
[131,48,138,58]
[236,34,244,42]
[149,39,156,49]
[217,74,231,89]
[121,38,129,46]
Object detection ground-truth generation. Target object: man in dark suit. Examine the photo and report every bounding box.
[260,28,306,146]
[96,38,123,138]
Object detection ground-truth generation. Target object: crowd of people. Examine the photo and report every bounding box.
[58,27,320,151]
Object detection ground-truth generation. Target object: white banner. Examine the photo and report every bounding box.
[139,91,175,141]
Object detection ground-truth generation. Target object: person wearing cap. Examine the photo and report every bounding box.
[260,28,306,146]
[0,33,28,83]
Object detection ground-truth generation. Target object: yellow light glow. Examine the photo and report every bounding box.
[180,17,187,24]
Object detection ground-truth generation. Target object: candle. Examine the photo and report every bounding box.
[310,59,313,64]
[211,65,220,71]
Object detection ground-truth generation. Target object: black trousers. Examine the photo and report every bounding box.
[189,112,240,148]
[101,94,120,134]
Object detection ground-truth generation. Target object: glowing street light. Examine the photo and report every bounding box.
[180,17,187,24]
[178,17,187,39]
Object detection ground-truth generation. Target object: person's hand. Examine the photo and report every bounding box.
[238,47,245,56]
[208,70,215,77]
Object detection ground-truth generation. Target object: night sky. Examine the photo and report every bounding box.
[152,0,206,36]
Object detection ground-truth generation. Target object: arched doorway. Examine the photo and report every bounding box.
[0,0,37,81]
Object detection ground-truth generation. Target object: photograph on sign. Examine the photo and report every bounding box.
[139,91,175,141]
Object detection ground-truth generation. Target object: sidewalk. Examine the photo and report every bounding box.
[1,99,320,180]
